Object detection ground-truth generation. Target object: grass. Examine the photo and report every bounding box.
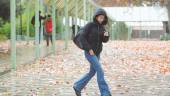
[0,34,7,42]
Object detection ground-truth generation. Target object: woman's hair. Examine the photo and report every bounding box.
[48,14,51,17]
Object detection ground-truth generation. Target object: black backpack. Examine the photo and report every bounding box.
[31,16,35,25]
[73,28,84,49]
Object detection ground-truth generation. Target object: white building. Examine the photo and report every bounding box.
[104,7,169,38]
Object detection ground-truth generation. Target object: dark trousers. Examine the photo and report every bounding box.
[46,33,52,46]
[39,29,41,44]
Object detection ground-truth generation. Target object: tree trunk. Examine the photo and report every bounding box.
[166,0,170,34]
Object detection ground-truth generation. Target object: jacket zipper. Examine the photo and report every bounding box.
[95,25,100,54]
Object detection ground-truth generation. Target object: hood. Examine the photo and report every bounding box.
[93,8,108,25]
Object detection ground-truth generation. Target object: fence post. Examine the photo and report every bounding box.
[10,0,16,69]
[35,0,40,59]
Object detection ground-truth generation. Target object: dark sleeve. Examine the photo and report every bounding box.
[102,35,109,43]
[102,27,110,43]
[40,15,46,20]
[31,16,35,25]
[80,23,93,51]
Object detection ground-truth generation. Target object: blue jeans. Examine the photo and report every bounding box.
[74,51,111,96]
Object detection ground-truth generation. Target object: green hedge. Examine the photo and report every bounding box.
[0,21,10,39]
[0,34,7,41]
[0,14,62,40]
[160,34,170,41]
[112,22,128,40]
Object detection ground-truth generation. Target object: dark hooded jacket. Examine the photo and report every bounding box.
[81,8,109,56]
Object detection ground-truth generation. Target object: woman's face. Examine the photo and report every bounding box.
[96,15,105,24]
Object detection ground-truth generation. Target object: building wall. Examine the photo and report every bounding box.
[132,30,166,39]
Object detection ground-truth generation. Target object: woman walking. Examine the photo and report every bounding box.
[73,8,112,96]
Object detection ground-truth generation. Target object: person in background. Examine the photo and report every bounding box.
[45,15,53,47]
[31,11,46,44]
[72,25,80,39]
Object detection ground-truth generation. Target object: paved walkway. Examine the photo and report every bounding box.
[0,40,59,73]
[0,41,170,96]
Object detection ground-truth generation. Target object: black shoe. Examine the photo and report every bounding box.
[73,86,81,96]
[101,94,112,96]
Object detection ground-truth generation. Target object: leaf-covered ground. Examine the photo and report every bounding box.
[0,40,170,96]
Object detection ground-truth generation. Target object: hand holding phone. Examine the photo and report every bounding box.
[104,31,109,36]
